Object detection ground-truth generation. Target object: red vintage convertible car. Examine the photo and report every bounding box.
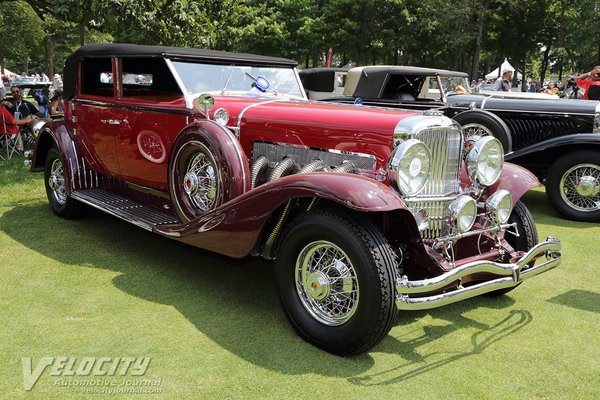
[27,44,562,355]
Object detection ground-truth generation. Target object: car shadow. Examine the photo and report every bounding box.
[520,189,598,228]
[547,289,600,314]
[1,203,530,381]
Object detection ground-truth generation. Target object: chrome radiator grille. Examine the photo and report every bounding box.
[407,127,463,238]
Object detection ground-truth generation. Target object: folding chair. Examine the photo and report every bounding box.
[1,113,21,160]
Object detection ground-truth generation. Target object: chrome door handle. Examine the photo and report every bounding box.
[101,119,121,125]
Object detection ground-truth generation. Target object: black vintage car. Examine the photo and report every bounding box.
[301,66,600,222]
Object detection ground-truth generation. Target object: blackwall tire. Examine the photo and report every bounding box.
[275,208,398,356]
[453,110,513,153]
[44,145,84,219]
[546,151,600,222]
[485,200,538,297]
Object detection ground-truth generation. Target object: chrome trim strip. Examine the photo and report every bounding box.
[220,123,248,194]
[292,67,308,100]
[70,98,191,116]
[480,94,491,109]
[395,237,561,310]
[165,58,193,109]
[114,58,121,98]
[71,141,80,189]
[236,99,283,131]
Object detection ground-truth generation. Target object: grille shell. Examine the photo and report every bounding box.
[405,126,464,238]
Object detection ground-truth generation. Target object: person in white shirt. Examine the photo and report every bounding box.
[492,69,513,92]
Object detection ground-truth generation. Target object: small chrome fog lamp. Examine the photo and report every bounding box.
[466,136,504,186]
[485,190,513,224]
[213,108,230,126]
[449,195,477,233]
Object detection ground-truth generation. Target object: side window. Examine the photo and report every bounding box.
[80,57,114,97]
[120,57,181,102]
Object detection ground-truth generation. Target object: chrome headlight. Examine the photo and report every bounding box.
[486,190,513,224]
[213,108,230,126]
[449,195,477,233]
[388,139,431,196]
[466,136,504,186]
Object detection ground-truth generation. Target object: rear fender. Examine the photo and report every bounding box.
[154,172,413,258]
[30,121,83,193]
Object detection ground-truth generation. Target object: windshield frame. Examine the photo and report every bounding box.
[166,59,307,109]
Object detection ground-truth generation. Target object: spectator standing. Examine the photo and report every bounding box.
[492,69,513,91]
[49,89,64,116]
[575,66,600,100]
[52,74,62,95]
[41,72,49,82]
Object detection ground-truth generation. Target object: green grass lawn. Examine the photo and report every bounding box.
[1,155,599,399]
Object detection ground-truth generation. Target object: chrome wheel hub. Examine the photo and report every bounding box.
[575,175,599,197]
[183,172,199,196]
[49,158,67,205]
[305,271,330,301]
[560,163,600,212]
[295,241,359,326]
[185,151,218,212]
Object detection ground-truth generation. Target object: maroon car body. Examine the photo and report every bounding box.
[28,44,561,355]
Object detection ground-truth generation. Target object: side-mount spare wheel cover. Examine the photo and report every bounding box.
[169,121,250,223]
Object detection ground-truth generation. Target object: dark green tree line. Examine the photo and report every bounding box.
[1,0,599,82]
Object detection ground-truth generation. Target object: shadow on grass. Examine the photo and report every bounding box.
[520,189,598,228]
[1,203,530,381]
[547,290,600,314]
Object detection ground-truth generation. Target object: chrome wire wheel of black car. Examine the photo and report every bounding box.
[485,201,538,297]
[452,110,512,153]
[44,145,83,219]
[546,151,600,222]
[275,208,398,356]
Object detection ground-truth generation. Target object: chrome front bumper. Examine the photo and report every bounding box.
[395,237,562,310]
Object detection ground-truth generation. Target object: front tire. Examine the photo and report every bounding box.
[546,151,600,222]
[453,110,513,153]
[486,200,537,297]
[44,145,83,219]
[275,208,398,356]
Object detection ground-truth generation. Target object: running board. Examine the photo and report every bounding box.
[71,188,180,231]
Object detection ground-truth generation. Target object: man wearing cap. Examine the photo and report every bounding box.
[492,69,513,92]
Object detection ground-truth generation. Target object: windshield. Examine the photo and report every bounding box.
[171,61,305,99]
[435,75,471,95]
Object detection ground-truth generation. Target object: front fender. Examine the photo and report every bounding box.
[154,173,409,258]
[489,162,540,205]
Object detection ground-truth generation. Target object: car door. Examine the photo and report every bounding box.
[70,56,121,176]
[112,57,188,191]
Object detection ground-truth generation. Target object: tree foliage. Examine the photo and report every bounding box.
[1,0,599,82]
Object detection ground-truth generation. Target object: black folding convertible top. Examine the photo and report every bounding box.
[63,43,298,100]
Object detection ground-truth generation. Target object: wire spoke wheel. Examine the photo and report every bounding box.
[183,151,219,212]
[295,241,359,326]
[48,158,67,205]
[559,163,600,212]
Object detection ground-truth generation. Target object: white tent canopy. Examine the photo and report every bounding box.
[485,59,523,80]
[0,66,18,77]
